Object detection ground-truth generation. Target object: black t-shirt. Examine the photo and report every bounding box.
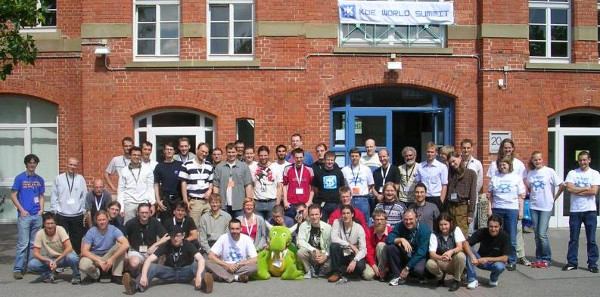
[373,165,401,193]
[468,228,511,258]
[154,160,184,196]
[154,240,198,268]
[110,217,125,233]
[308,226,321,249]
[124,217,167,250]
[162,216,197,238]
[312,166,346,203]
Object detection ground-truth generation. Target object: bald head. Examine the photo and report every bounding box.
[93,179,105,196]
[67,157,79,174]
[365,139,376,156]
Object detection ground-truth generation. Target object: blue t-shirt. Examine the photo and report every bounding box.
[84,225,124,255]
[12,172,45,216]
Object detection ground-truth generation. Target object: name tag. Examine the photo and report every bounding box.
[295,188,304,195]
[34,196,40,204]
[228,180,235,188]
[273,259,282,268]
[139,245,148,253]
[450,192,458,201]
[352,188,360,195]
[404,186,410,192]
[378,187,383,193]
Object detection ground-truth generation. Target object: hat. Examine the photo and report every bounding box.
[169,226,185,237]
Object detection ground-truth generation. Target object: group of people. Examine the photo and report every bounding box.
[9,133,598,293]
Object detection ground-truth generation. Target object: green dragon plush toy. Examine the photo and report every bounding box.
[255,226,304,280]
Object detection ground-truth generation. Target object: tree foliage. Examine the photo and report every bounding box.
[0,0,45,80]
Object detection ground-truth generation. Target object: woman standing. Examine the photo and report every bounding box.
[236,198,267,250]
[445,150,478,237]
[426,213,466,291]
[488,156,526,271]
[328,205,369,283]
[526,151,564,268]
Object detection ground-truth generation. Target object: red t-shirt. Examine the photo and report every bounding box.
[283,165,314,204]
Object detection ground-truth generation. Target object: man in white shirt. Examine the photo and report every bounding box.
[250,145,282,219]
[415,142,448,211]
[342,147,375,223]
[206,219,258,282]
[118,146,155,223]
[461,139,483,233]
[104,137,133,193]
[360,139,381,171]
[141,141,158,171]
[563,150,600,273]
[51,157,87,254]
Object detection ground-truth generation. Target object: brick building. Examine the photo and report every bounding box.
[1,0,599,227]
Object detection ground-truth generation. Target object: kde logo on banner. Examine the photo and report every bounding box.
[340,4,356,19]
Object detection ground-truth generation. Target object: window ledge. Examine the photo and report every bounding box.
[125,60,261,68]
[334,47,453,55]
[525,63,600,70]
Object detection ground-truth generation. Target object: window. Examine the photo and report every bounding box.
[20,0,57,30]
[207,0,254,60]
[339,0,447,48]
[134,0,180,60]
[236,118,254,147]
[0,96,58,222]
[529,0,570,62]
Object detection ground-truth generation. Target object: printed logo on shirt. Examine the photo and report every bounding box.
[225,246,243,262]
[494,181,512,194]
[574,177,590,188]
[323,176,337,190]
[22,180,42,189]
[530,176,546,192]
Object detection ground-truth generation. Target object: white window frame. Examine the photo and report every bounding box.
[20,0,57,33]
[207,0,255,61]
[133,0,180,62]
[529,0,571,63]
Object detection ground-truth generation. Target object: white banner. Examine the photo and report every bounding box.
[338,1,454,25]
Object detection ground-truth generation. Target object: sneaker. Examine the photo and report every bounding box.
[336,277,348,284]
[467,279,479,290]
[388,277,406,286]
[518,257,532,266]
[237,274,249,283]
[42,274,55,284]
[13,271,23,280]
[589,267,599,273]
[562,264,578,271]
[200,273,213,293]
[448,280,460,292]
[537,261,550,269]
[71,276,81,285]
[123,273,136,295]
[304,270,312,279]
[489,280,499,287]
[328,273,340,283]
[507,263,516,271]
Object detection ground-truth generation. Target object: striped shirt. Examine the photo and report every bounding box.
[179,159,214,199]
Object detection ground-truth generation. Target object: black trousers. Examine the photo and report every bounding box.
[56,213,85,254]
[329,242,366,276]
[157,195,182,222]
[386,244,426,278]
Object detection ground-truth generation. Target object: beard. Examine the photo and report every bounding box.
[405,160,416,166]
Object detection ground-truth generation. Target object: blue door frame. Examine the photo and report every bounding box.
[348,109,393,161]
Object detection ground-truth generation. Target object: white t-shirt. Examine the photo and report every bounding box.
[210,233,258,264]
[565,168,600,212]
[428,227,466,252]
[341,164,374,196]
[105,155,131,178]
[360,153,381,170]
[487,158,527,179]
[271,161,291,182]
[489,172,526,210]
[250,162,281,200]
[527,166,562,211]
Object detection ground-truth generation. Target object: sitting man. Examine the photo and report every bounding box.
[199,194,231,254]
[80,210,130,284]
[123,203,168,277]
[28,212,80,284]
[328,186,368,228]
[123,227,213,295]
[296,204,332,278]
[107,201,125,232]
[386,209,431,286]
[162,202,199,248]
[463,214,511,289]
[366,210,393,281]
[206,219,258,283]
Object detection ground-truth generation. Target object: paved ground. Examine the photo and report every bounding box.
[0,225,598,297]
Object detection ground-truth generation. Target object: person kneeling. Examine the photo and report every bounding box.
[425,213,466,291]
[123,227,213,294]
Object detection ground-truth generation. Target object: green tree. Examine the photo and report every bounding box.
[0,0,45,80]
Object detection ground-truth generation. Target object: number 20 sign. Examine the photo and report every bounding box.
[489,131,511,154]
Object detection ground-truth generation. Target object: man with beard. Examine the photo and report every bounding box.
[85,179,111,229]
[250,145,282,219]
[398,147,420,206]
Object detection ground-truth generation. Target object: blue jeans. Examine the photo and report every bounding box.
[492,208,518,264]
[14,214,42,273]
[137,261,202,291]
[567,211,598,268]
[320,202,339,223]
[351,196,371,226]
[466,246,505,282]
[28,252,80,278]
[255,199,276,220]
[530,209,552,262]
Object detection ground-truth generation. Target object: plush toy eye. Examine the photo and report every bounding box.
[272,231,277,236]
[282,233,287,237]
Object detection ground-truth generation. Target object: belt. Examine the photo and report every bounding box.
[256,198,276,202]
[191,197,206,200]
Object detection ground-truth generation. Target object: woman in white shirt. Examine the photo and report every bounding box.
[526,151,564,268]
[488,156,526,271]
[426,212,466,292]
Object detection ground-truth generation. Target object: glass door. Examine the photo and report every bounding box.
[345,109,392,165]
[146,129,205,163]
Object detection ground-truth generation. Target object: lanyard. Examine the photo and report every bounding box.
[381,165,390,182]
[172,246,183,263]
[173,217,185,229]
[94,193,104,212]
[244,215,255,237]
[140,224,148,245]
[384,203,394,217]
[342,222,352,240]
[351,165,360,186]
[65,173,75,195]
[130,167,141,184]
[294,165,304,187]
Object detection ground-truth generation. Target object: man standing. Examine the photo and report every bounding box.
[199,194,232,253]
[104,137,134,192]
[360,139,381,171]
[297,204,332,278]
[244,146,257,167]
[409,182,440,231]
[179,143,214,225]
[460,139,484,233]
[123,203,168,276]
[123,227,213,294]
[415,142,448,211]
[85,179,111,229]
[206,219,258,283]
[29,212,81,284]
[12,154,45,280]
[235,140,245,162]
[51,157,87,254]
[372,148,400,203]
[141,141,158,171]
[153,142,183,222]
[312,151,346,221]
[398,146,420,206]
[118,146,155,223]
[386,209,431,285]
[213,143,253,217]
[563,150,600,273]
[285,133,315,165]
[211,147,223,166]
[283,148,315,218]
[311,143,328,173]
[250,145,282,219]
[341,147,374,222]
[174,137,196,163]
